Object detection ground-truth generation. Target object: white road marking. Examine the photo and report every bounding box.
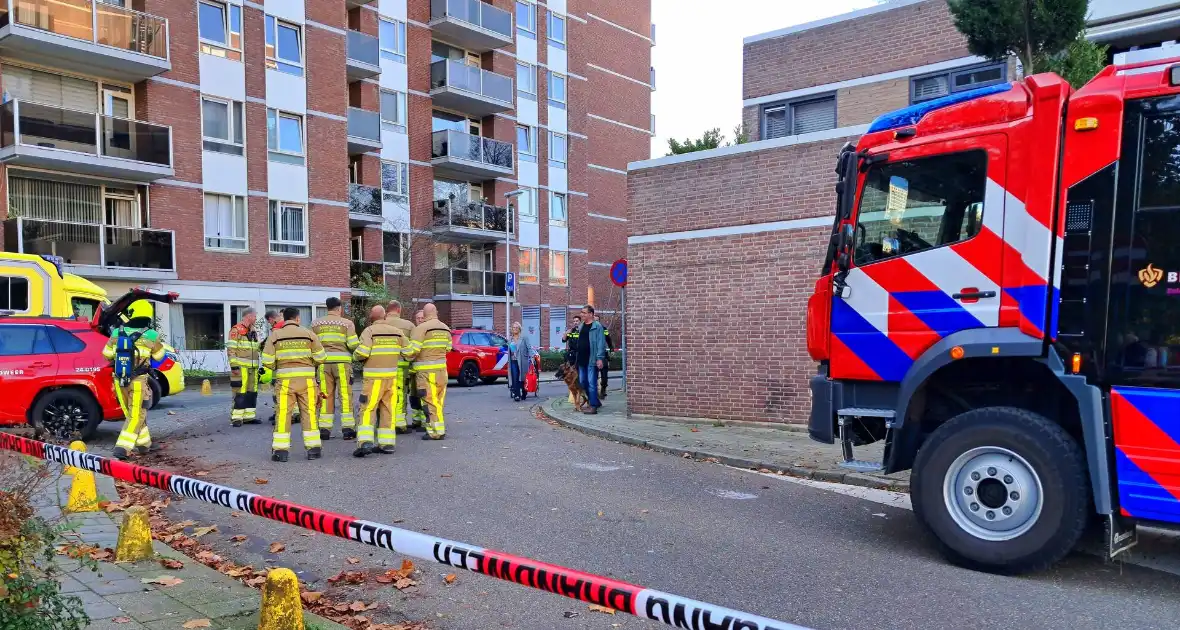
[573,463,623,472]
[707,489,758,500]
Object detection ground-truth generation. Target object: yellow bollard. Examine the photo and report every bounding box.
[258,568,303,630]
[64,441,98,513]
[114,506,154,562]
[201,379,212,396]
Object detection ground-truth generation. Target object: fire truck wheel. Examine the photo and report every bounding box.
[911,406,1090,575]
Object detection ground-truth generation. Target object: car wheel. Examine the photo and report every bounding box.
[458,362,480,387]
[910,406,1090,575]
[33,389,102,442]
[147,375,163,410]
[481,376,499,385]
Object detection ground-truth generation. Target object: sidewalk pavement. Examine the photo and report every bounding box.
[32,466,346,630]
[538,390,910,492]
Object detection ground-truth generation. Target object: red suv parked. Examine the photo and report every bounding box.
[448,328,510,387]
[0,289,176,440]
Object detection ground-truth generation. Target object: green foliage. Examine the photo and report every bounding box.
[184,368,218,379]
[350,272,398,332]
[732,123,751,145]
[946,0,1088,74]
[667,128,725,155]
[1037,35,1109,88]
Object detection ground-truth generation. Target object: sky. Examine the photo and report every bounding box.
[648,0,879,159]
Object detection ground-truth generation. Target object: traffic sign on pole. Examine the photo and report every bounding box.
[610,259,628,287]
[506,272,515,293]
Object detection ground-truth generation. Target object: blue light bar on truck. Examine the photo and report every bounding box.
[867,82,1014,134]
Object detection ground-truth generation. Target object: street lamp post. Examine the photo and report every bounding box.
[503,189,526,341]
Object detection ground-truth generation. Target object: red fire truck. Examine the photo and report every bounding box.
[807,55,1180,574]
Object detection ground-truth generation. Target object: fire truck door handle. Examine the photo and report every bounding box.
[952,289,996,303]
[28,361,52,369]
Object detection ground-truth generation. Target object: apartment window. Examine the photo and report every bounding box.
[549,251,568,286]
[379,19,407,64]
[199,1,242,60]
[264,15,303,76]
[548,73,567,108]
[548,132,567,168]
[517,188,537,222]
[380,89,407,133]
[516,1,536,37]
[269,201,308,256]
[266,109,304,164]
[203,193,247,251]
[381,160,409,201]
[762,96,835,140]
[550,192,567,226]
[351,235,363,261]
[383,231,409,267]
[0,277,30,312]
[201,97,244,155]
[548,13,566,49]
[518,247,539,283]
[517,62,537,100]
[516,125,536,163]
[911,62,1007,103]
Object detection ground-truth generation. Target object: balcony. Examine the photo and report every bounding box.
[434,268,507,299]
[346,30,380,82]
[0,100,173,182]
[0,0,169,82]
[431,130,513,180]
[349,183,382,226]
[347,107,381,155]
[428,0,512,53]
[350,260,385,287]
[430,60,513,117]
[4,217,176,281]
[432,199,511,243]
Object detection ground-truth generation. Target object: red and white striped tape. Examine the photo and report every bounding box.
[2,434,808,630]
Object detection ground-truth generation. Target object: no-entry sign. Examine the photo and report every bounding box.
[610,259,628,287]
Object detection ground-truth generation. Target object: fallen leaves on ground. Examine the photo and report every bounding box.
[588,604,617,615]
[443,574,457,585]
[181,620,212,629]
[300,591,324,604]
[393,577,418,590]
[327,571,367,585]
[165,520,196,534]
[267,542,285,553]
[112,617,132,624]
[221,565,254,578]
[244,575,267,587]
[348,600,378,612]
[191,525,218,538]
[254,478,268,485]
[159,558,184,570]
[690,427,700,432]
[194,470,209,476]
[440,473,452,478]
[229,535,247,543]
[346,557,360,564]
[194,551,222,565]
[141,576,184,587]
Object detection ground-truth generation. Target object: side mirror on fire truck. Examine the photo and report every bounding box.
[836,224,855,272]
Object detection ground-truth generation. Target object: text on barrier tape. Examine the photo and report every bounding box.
[0,434,809,630]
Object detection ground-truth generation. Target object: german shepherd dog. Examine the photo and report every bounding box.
[555,363,590,411]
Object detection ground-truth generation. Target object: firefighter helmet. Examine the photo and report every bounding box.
[124,299,155,328]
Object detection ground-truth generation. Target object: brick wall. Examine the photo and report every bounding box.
[836,78,911,127]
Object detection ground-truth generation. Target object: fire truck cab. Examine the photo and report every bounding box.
[807,53,1180,574]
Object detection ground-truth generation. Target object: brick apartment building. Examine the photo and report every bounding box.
[624,0,1180,424]
[0,0,651,371]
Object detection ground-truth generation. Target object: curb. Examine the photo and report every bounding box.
[536,400,910,493]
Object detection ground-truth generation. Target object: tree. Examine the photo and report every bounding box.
[946,0,1087,75]
[732,123,750,145]
[1037,35,1108,88]
[666,128,724,155]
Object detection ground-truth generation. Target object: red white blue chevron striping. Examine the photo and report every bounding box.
[1112,387,1180,524]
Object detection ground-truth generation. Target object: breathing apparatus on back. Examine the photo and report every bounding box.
[112,300,157,387]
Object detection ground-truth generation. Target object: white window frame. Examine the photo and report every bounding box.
[549,250,568,286]
[517,187,538,222]
[548,72,567,108]
[268,200,308,256]
[517,125,536,163]
[379,19,407,64]
[516,62,537,99]
[761,95,836,140]
[380,89,407,133]
[381,160,409,201]
[266,108,305,161]
[547,12,566,48]
[518,247,539,284]
[198,0,242,61]
[548,131,567,168]
[516,1,536,36]
[549,191,567,226]
[350,235,363,261]
[201,96,245,155]
[203,193,248,252]
[909,61,1008,104]
[264,15,303,76]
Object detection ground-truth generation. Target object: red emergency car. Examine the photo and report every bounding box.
[448,328,510,387]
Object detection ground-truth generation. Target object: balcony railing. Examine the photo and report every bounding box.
[431,130,513,171]
[433,200,511,234]
[0,99,171,166]
[0,0,168,59]
[434,268,507,297]
[4,217,175,275]
[349,183,382,219]
[345,29,379,81]
[429,0,512,40]
[430,60,513,104]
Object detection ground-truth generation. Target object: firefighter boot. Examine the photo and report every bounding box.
[342,428,356,440]
[271,450,289,463]
[320,428,332,441]
[373,444,395,454]
[307,447,322,460]
[353,442,373,458]
[113,447,130,461]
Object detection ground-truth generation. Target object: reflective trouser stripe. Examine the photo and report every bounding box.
[231,367,258,422]
[318,363,355,429]
[273,379,291,450]
[424,370,446,438]
[356,379,382,444]
[273,378,323,450]
[115,380,150,450]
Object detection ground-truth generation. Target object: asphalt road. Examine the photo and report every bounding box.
[80,379,1180,630]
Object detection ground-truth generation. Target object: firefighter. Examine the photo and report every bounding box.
[103,300,167,460]
[405,303,451,440]
[384,301,415,434]
[311,298,360,441]
[352,305,409,456]
[227,308,261,427]
[408,309,427,429]
[261,308,327,462]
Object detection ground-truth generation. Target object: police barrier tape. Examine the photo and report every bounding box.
[1,434,808,630]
